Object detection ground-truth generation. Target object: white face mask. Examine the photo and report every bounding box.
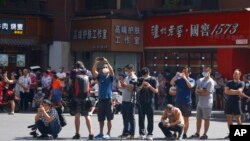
[202,72,209,77]
[167,112,172,116]
[103,68,109,74]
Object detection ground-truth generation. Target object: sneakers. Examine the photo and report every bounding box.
[29,131,38,138]
[95,133,104,139]
[166,135,176,140]
[89,134,94,140]
[72,133,80,139]
[182,133,188,139]
[200,134,208,140]
[126,134,134,139]
[37,134,49,139]
[138,135,146,139]
[146,135,153,140]
[189,133,200,139]
[8,112,14,115]
[103,134,111,139]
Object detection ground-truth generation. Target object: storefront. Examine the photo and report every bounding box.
[0,15,53,71]
[144,10,250,78]
[71,18,143,71]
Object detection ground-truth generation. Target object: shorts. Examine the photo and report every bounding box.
[70,97,89,116]
[175,103,192,117]
[196,106,212,119]
[97,99,114,121]
[225,100,242,115]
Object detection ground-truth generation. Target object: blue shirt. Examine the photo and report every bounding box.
[175,77,195,104]
[97,73,113,99]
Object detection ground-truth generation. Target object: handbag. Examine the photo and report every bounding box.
[169,86,177,96]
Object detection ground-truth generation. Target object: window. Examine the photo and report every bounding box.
[121,0,134,9]
[86,0,116,10]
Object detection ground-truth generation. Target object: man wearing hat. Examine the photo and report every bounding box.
[33,99,61,139]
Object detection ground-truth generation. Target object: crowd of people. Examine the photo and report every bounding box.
[0,58,250,140]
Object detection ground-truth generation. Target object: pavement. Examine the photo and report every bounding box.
[0,110,238,141]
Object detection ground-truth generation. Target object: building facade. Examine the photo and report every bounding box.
[1,0,249,78]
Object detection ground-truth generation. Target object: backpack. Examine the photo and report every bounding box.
[75,75,89,98]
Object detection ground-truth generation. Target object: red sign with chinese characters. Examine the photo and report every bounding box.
[144,11,250,48]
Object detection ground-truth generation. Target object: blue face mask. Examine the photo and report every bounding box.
[124,71,129,77]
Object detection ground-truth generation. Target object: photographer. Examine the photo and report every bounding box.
[34,99,61,139]
[117,64,137,139]
[136,67,158,140]
[92,57,114,139]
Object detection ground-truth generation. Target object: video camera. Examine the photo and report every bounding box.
[129,77,149,87]
[129,78,138,86]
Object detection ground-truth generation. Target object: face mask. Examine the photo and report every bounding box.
[202,72,209,77]
[167,112,172,116]
[103,68,109,74]
[124,71,129,76]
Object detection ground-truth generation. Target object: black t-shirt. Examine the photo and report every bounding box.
[226,80,245,103]
[137,76,158,104]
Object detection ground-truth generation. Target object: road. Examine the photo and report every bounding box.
[0,111,238,141]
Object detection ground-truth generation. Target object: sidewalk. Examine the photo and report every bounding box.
[154,110,226,118]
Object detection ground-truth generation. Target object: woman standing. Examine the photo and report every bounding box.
[3,72,18,115]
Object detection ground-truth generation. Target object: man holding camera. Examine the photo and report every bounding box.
[92,57,114,139]
[117,64,137,139]
[34,99,61,139]
[136,67,159,140]
[170,66,195,139]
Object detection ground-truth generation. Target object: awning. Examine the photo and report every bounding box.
[0,38,38,46]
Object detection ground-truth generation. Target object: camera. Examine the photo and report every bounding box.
[129,78,138,86]
[97,57,105,61]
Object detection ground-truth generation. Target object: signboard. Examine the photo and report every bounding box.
[16,54,25,67]
[0,54,8,66]
[145,11,250,47]
[0,18,25,35]
[71,19,143,52]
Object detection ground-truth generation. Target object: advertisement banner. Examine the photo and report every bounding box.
[145,11,250,48]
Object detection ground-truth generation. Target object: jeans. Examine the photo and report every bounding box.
[137,102,154,135]
[158,122,183,137]
[122,101,135,135]
[35,119,61,138]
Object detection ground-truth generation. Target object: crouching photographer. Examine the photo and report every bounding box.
[32,99,61,139]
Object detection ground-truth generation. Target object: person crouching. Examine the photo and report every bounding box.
[158,104,184,140]
[34,99,61,139]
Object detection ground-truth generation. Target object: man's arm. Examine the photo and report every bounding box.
[104,58,114,77]
[170,73,178,86]
[224,87,242,95]
[182,75,194,89]
[92,59,99,78]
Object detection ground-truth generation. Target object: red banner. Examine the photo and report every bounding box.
[144,11,250,48]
